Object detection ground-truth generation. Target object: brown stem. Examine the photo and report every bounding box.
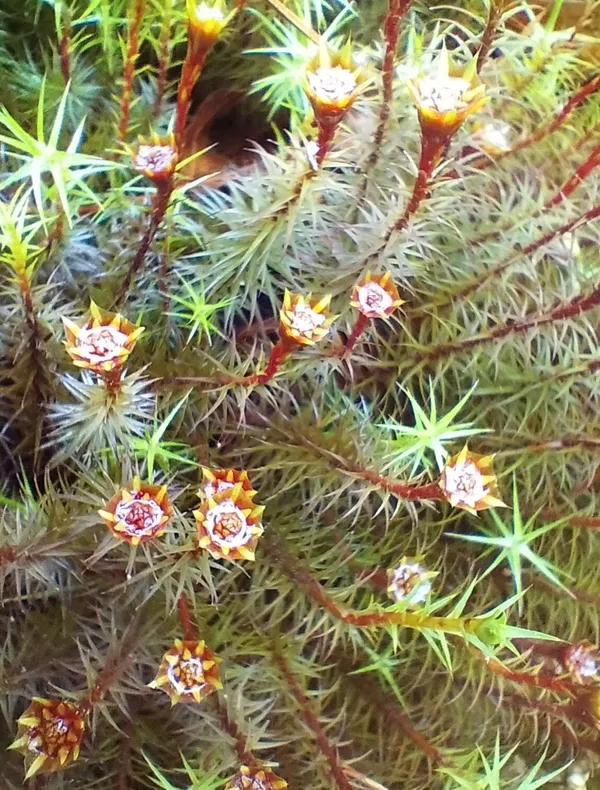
[315,120,338,167]
[59,5,72,84]
[101,367,124,396]
[355,0,412,209]
[118,0,147,143]
[545,142,600,209]
[264,0,320,43]
[337,461,443,502]
[175,50,207,147]
[419,258,600,365]
[383,132,449,242]
[273,646,353,790]
[17,272,50,467]
[343,313,370,353]
[79,624,141,713]
[476,1,502,72]
[241,338,293,386]
[265,535,475,635]
[177,593,197,640]
[478,652,577,696]
[115,178,174,305]
[479,72,600,168]
[409,203,600,317]
[211,695,257,767]
[154,0,172,117]
[341,660,446,765]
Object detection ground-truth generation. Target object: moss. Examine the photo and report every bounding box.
[1,1,600,788]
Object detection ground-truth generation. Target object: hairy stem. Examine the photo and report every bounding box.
[154,0,173,117]
[118,0,147,143]
[355,0,412,210]
[59,5,71,84]
[273,646,353,790]
[115,178,174,305]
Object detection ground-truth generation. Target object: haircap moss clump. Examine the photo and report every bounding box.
[2,1,600,789]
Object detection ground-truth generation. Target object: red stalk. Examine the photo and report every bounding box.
[115,176,174,305]
[175,49,208,147]
[383,131,449,242]
[153,0,173,117]
[355,0,412,207]
[343,313,369,353]
[118,0,147,143]
[273,647,353,790]
[177,593,197,640]
[59,6,72,84]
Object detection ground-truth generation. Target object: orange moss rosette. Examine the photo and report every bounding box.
[62,302,144,375]
[279,290,335,347]
[194,483,264,561]
[304,40,367,125]
[386,557,436,606]
[9,698,85,779]
[350,271,404,319]
[132,132,178,182]
[149,639,222,704]
[99,477,172,545]
[564,641,598,685]
[439,444,505,515]
[198,467,257,500]
[186,0,232,52]
[408,50,487,137]
[225,765,288,790]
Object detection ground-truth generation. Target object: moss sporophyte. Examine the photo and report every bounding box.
[6,0,600,787]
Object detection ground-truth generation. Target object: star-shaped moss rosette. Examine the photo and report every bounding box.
[62,302,144,376]
[186,0,234,54]
[439,445,505,515]
[131,132,178,183]
[564,641,599,685]
[148,639,222,704]
[350,271,405,319]
[304,40,368,126]
[387,557,437,607]
[99,477,172,546]
[8,698,85,779]
[408,49,487,138]
[194,483,264,561]
[225,765,288,790]
[198,467,257,500]
[279,291,335,347]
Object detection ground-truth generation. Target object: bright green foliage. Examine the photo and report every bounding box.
[2,0,600,789]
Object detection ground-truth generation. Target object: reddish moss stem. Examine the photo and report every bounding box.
[476,0,507,72]
[273,647,353,790]
[481,73,600,167]
[482,654,577,695]
[175,50,208,147]
[211,695,258,767]
[59,6,72,84]
[118,0,147,143]
[342,662,446,765]
[154,0,173,117]
[241,338,293,386]
[343,313,369,353]
[265,536,473,635]
[351,466,443,500]
[315,120,338,167]
[410,203,600,316]
[115,177,174,305]
[384,133,449,241]
[177,593,197,640]
[355,0,412,207]
[545,142,600,209]
[79,626,141,713]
